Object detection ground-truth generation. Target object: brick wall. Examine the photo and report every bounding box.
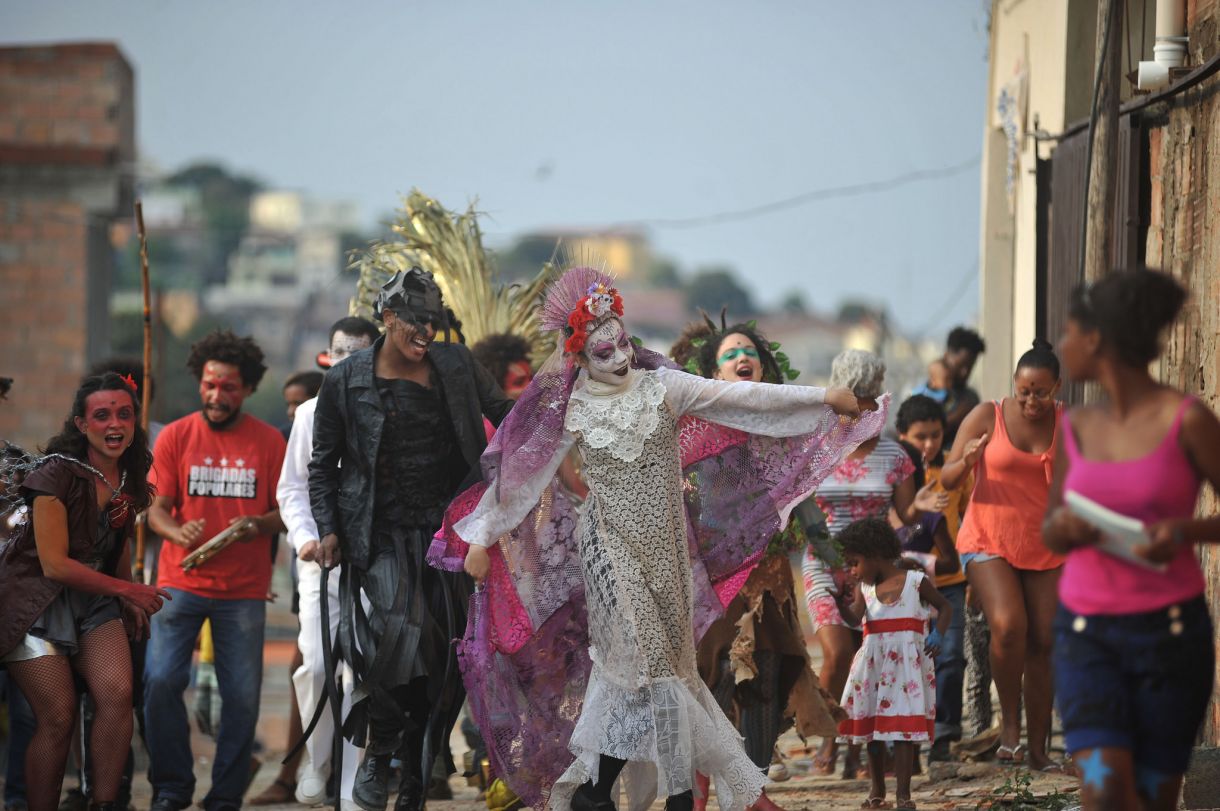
[0,200,92,446]
[1145,5,1220,746]
[0,43,133,450]
[0,42,134,166]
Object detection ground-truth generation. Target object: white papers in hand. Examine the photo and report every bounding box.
[1064,490,1167,572]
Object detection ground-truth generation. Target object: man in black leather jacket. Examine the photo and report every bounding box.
[308,269,513,811]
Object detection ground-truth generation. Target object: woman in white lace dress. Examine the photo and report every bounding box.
[454,268,885,811]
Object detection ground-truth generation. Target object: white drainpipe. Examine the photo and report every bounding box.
[1137,0,1188,90]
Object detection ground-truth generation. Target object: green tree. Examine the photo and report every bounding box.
[166,162,264,285]
[685,266,755,316]
[780,289,808,314]
[642,258,683,289]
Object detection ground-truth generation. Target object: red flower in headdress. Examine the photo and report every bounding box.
[120,373,138,393]
[563,283,624,355]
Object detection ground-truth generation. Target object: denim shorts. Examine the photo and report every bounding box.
[1053,596,1214,774]
[959,551,1001,571]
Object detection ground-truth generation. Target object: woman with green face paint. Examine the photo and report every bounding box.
[671,318,837,811]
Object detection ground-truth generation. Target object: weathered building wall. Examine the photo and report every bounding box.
[1144,5,1220,745]
[0,43,134,449]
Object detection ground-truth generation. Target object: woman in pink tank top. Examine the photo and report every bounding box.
[1043,269,1220,811]
[939,339,1064,771]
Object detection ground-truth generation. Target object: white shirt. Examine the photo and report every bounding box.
[278,396,319,554]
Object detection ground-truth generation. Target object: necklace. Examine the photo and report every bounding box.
[44,454,133,528]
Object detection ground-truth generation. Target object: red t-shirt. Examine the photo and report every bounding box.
[151,412,286,600]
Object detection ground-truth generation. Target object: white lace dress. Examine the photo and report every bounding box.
[456,367,840,811]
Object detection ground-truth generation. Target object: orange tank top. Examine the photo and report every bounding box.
[956,400,1064,571]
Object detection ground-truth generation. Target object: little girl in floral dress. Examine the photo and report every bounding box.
[835,518,952,810]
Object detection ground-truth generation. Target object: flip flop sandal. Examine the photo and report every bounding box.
[996,743,1026,763]
[861,799,892,809]
[896,801,917,810]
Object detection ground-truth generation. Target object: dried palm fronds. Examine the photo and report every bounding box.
[350,189,556,358]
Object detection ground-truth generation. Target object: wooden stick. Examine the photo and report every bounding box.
[135,201,152,584]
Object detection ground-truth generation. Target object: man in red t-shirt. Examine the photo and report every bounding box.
[144,330,287,811]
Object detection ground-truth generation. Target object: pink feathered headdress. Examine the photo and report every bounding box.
[540,266,625,355]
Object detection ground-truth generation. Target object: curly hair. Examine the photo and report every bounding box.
[697,322,783,384]
[830,349,886,399]
[42,373,154,513]
[947,327,986,355]
[837,517,901,561]
[283,371,324,398]
[669,320,713,372]
[471,333,533,387]
[1069,268,1186,368]
[896,394,947,433]
[186,330,268,390]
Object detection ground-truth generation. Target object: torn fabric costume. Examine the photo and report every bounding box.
[675,318,844,770]
[308,270,513,807]
[429,267,887,811]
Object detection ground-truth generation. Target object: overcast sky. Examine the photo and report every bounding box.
[5,1,991,334]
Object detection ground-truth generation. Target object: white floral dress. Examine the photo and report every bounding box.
[455,367,849,811]
[839,570,936,743]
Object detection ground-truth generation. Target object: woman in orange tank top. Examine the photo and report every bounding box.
[939,339,1065,772]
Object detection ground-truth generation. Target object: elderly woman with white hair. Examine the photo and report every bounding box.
[801,350,946,778]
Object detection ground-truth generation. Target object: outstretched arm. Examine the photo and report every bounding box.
[940,403,995,490]
[460,432,576,582]
[656,367,864,436]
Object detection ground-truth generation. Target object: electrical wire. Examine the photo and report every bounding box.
[914,259,980,337]
[617,155,981,230]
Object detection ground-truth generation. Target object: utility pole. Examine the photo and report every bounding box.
[1084,0,1123,285]
[1082,0,1123,404]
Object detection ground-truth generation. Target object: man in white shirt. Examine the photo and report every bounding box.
[277,317,379,807]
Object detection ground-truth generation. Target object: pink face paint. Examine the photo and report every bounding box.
[78,389,136,459]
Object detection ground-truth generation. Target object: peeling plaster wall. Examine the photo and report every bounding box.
[1144,7,1220,745]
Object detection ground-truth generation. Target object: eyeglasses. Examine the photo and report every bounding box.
[1015,388,1056,401]
[718,347,759,365]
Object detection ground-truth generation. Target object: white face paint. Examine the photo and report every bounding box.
[581,319,633,385]
[329,331,372,364]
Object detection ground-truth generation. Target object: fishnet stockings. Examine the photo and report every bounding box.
[6,620,132,810]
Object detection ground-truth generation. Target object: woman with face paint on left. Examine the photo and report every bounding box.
[432,266,888,811]
[0,373,168,811]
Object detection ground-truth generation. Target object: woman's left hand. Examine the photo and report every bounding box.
[1135,519,1187,564]
[121,600,150,641]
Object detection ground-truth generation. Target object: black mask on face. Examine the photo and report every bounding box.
[375,267,446,332]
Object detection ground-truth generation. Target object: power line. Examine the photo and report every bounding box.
[617,155,982,230]
[915,258,980,337]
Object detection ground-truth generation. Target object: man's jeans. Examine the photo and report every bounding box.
[144,588,265,809]
[934,582,967,742]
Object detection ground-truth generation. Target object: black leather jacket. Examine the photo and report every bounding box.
[308,336,513,570]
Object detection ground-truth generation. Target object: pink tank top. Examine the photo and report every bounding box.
[1059,398,1205,615]
[956,401,1064,571]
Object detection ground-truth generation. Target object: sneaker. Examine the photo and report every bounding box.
[296,762,330,805]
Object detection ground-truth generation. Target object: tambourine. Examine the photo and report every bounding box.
[180,518,256,572]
